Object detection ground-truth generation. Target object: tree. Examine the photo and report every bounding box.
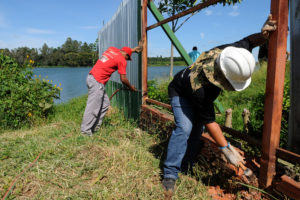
[1,37,98,67]
[61,37,82,54]
[156,0,197,78]
[10,47,38,67]
[156,0,242,78]
[40,43,50,65]
[80,42,92,53]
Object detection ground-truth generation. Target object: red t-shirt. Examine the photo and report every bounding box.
[90,47,127,85]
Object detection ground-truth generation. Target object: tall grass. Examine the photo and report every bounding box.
[217,61,290,139]
[0,95,211,199]
[216,62,269,130]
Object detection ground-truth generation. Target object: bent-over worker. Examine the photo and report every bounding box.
[162,15,277,194]
[81,42,143,136]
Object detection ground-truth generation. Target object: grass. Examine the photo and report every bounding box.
[216,61,290,131]
[0,95,211,199]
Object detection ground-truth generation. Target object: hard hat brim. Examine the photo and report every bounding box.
[226,77,251,91]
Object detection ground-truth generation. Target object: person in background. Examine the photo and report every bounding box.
[188,46,201,63]
[81,41,143,136]
[162,15,277,195]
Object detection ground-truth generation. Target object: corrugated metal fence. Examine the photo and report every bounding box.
[98,0,141,119]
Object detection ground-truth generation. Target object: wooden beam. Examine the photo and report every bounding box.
[220,125,261,147]
[259,0,289,188]
[142,0,148,104]
[147,0,222,31]
[146,98,172,110]
[276,147,300,165]
[141,104,174,122]
[273,175,300,199]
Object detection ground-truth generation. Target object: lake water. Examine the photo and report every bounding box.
[33,66,186,104]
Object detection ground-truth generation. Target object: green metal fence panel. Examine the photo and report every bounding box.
[98,0,142,119]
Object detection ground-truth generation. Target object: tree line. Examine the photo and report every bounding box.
[1,37,98,67]
[148,56,185,66]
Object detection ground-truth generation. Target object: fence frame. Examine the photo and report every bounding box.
[141,0,300,198]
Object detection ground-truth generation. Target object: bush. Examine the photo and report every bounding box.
[147,79,170,104]
[250,79,290,148]
[0,53,60,129]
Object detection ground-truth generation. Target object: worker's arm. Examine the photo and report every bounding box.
[120,74,137,91]
[205,122,244,167]
[244,33,268,48]
[205,122,228,147]
[244,14,277,48]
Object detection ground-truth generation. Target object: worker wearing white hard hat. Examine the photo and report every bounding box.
[162,15,277,194]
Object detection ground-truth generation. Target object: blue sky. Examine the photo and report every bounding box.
[0,0,288,58]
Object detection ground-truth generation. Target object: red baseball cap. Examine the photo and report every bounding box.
[121,46,132,60]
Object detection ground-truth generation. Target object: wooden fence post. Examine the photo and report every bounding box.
[259,0,289,188]
[225,108,232,128]
[242,109,250,134]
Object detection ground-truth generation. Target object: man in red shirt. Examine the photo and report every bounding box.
[81,44,142,136]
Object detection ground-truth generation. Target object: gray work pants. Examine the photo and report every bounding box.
[81,74,110,134]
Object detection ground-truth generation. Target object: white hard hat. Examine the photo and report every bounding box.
[217,46,256,91]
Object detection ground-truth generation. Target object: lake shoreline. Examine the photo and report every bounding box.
[36,63,187,68]
[33,66,186,104]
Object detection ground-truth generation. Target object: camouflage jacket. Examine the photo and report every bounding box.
[189,48,234,92]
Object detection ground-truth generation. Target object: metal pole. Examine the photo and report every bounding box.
[259,0,289,188]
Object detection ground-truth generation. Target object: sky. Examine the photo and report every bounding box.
[0,0,289,59]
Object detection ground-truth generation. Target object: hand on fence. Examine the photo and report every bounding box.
[133,39,144,53]
[261,14,277,39]
[131,86,138,92]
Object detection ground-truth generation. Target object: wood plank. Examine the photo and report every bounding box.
[273,175,300,199]
[142,0,148,103]
[147,0,222,31]
[259,0,289,188]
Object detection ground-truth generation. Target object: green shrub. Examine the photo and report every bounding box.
[250,79,290,148]
[147,79,170,104]
[0,53,60,129]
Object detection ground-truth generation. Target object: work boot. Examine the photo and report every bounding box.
[162,178,176,199]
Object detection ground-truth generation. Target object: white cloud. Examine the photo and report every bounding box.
[26,28,55,34]
[0,35,60,49]
[205,10,213,16]
[0,12,8,28]
[200,32,205,39]
[80,26,98,30]
[228,5,240,17]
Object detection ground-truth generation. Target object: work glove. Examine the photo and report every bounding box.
[220,143,245,167]
[261,14,277,39]
[133,39,144,53]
